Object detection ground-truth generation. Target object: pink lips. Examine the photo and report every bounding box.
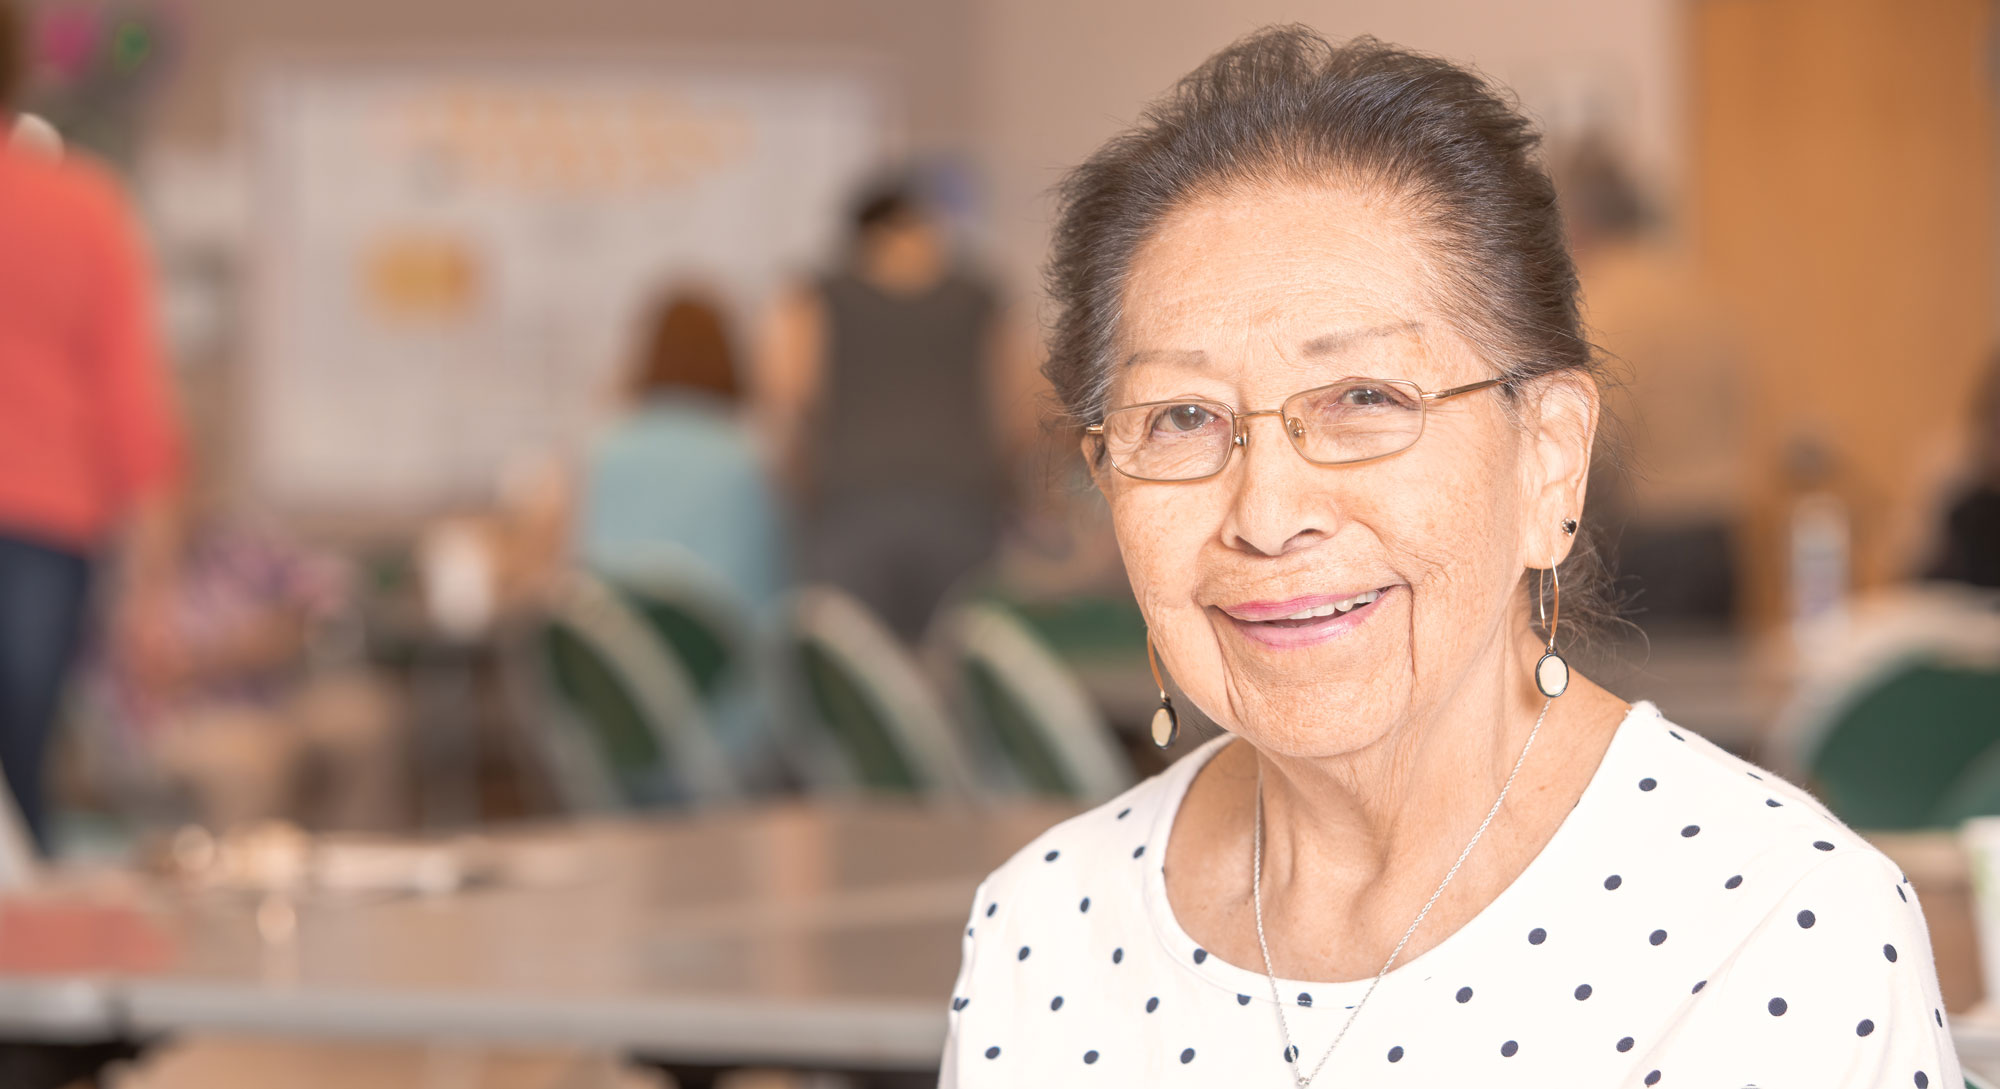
[1217,586,1395,649]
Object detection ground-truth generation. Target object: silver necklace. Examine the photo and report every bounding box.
[1252,697,1552,1087]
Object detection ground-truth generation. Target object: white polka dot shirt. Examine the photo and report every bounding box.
[941,702,1962,1087]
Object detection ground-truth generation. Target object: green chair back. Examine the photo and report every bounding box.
[786,587,980,800]
[943,602,1135,801]
[800,641,924,793]
[542,620,664,777]
[1809,663,2000,830]
[1930,733,2000,827]
[963,656,1075,796]
[629,596,734,700]
[537,576,742,809]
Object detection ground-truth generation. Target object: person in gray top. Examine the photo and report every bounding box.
[762,182,1012,638]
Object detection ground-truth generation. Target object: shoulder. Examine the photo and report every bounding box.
[1603,702,1910,923]
[0,149,132,223]
[960,735,1223,937]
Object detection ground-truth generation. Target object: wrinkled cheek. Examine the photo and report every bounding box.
[1106,494,1222,690]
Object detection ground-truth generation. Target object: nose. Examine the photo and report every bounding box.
[1218,411,1337,557]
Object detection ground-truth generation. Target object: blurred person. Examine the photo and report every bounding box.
[108,507,405,833]
[577,291,786,613]
[1925,352,2000,588]
[942,30,1957,1086]
[0,0,183,852]
[760,180,1009,638]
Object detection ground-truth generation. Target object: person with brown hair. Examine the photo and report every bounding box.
[0,0,185,851]
[575,290,785,611]
[942,28,1956,1086]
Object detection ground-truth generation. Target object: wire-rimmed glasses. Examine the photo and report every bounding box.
[1084,377,1506,482]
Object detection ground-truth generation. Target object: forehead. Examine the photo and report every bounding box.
[1117,182,1444,364]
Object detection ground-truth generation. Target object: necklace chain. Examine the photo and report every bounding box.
[1251,697,1553,1087]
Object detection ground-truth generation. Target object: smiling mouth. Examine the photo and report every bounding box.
[1218,586,1395,647]
[1257,589,1383,627]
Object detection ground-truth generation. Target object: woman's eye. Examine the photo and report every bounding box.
[1340,386,1392,406]
[1156,404,1217,433]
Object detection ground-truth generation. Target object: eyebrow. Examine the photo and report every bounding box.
[1122,321,1423,367]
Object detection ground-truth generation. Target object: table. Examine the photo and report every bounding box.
[0,802,1074,1085]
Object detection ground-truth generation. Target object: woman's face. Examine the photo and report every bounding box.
[1095,182,1592,757]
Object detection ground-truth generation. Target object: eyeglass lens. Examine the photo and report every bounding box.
[1100,379,1427,481]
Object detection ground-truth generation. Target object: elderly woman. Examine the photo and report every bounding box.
[942,29,1959,1088]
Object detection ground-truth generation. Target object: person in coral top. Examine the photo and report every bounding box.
[0,1,183,851]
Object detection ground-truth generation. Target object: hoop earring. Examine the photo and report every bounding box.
[1146,632,1180,749]
[1536,555,1571,698]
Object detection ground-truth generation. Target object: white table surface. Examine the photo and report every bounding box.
[0,802,1073,1071]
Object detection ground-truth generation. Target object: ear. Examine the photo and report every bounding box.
[1519,372,1600,569]
[1081,432,1113,492]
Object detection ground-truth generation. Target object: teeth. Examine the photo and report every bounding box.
[1274,590,1381,621]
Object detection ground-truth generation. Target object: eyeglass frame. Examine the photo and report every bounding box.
[1083,376,1509,482]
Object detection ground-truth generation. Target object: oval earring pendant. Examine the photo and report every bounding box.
[1151,697,1181,749]
[1535,650,1570,698]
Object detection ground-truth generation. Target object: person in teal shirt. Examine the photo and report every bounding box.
[578,292,786,614]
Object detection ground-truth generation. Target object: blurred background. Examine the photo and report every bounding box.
[0,0,1997,1086]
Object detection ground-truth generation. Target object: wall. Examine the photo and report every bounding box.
[970,0,1683,297]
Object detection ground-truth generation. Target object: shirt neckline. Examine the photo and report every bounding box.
[1137,700,1661,1004]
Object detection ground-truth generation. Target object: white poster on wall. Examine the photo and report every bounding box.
[247,61,887,513]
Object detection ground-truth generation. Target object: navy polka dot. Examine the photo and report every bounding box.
[1079,897,1090,913]
[1749,770,1763,780]
[1387,1045,1404,1062]
[985,1046,1000,1059]
[1018,946,1030,961]
[1456,986,1473,1003]
[1766,798,1782,807]
[953,997,968,1011]
[1180,1048,1195,1064]
[1575,983,1593,1000]
[1283,1046,1298,1063]
[1145,996,1158,1012]
[1297,993,1313,1007]
[1501,1040,1519,1057]
[1237,994,1251,1006]
[1116,807,1131,819]
[1798,910,1816,928]
[1858,1019,1875,1036]
[1192,949,1208,965]
[1681,825,1700,837]
[1916,1073,1929,1088]
[1769,997,1787,1016]
[1668,729,1685,740]
[1133,845,1146,859]
[1645,1071,1661,1086]
[1617,1036,1634,1052]
[1897,885,1908,902]
[1050,996,1063,1011]
[1529,927,1548,944]
[1111,947,1123,964]
[1885,944,1898,962]
[1605,874,1623,890]
[986,903,997,917]
[1814,840,1835,851]
[1936,1009,1944,1027]
[1649,929,1667,946]
[1084,1050,1098,1064]
[1045,849,1059,862]
[1639,778,1656,791]
[1725,874,1743,889]
[1693,980,1707,993]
